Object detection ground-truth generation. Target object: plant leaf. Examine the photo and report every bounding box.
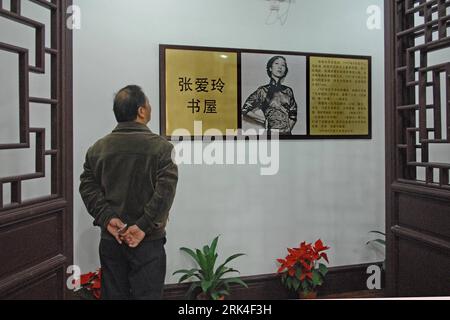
[366,239,386,246]
[216,253,245,273]
[173,268,200,276]
[178,271,202,283]
[312,270,321,287]
[180,247,201,265]
[196,249,208,275]
[211,292,219,300]
[223,277,248,288]
[295,268,302,280]
[207,237,220,273]
[293,278,301,292]
[203,245,215,278]
[172,268,202,283]
[201,280,212,293]
[318,263,328,277]
[286,276,293,290]
[215,267,239,280]
[210,236,219,255]
[301,280,309,291]
[369,231,386,237]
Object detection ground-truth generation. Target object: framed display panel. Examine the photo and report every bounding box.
[160,44,372,140]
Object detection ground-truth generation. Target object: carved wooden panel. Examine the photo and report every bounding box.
[385,0,450,297]
[0,0,72,299]
[393,0,450,187]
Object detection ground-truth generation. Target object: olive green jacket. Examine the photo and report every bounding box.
[79,122,178,241]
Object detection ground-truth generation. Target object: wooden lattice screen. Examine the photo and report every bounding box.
[0,0,72,299]
[386,0,450,297]
[394,0,450,187]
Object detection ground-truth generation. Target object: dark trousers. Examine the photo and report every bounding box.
[99,237,166,300]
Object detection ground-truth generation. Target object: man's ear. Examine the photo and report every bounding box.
[137,106,145,118]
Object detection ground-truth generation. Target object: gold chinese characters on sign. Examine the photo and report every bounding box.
[165,49,238,136]
[309,57,369,136]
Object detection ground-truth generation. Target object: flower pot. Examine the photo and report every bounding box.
[74,288,98,300]
[299,291,317,299]
[197,292,225,300]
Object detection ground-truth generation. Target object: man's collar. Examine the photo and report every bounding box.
[112,121,152,133]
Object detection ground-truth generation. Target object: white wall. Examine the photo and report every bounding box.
[72,0,386,283]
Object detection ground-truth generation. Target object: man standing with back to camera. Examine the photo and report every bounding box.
[79,85,178,300]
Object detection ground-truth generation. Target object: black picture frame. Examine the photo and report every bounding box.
[160,44,372,141]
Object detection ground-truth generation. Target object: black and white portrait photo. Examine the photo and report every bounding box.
[241,53,307,136]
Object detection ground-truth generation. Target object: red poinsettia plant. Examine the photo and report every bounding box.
[277,239,329,296]
[74,268,101,300]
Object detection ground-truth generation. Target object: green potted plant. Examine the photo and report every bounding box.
[366,231,386,247]
[276,239,330,299]
[173,236,248,300]
[366,230,386,270]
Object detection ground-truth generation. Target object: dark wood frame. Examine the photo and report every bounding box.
[384,0,397,298]
[0,0,73,299]
[385,0,450,297]
[160,44,372,141]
